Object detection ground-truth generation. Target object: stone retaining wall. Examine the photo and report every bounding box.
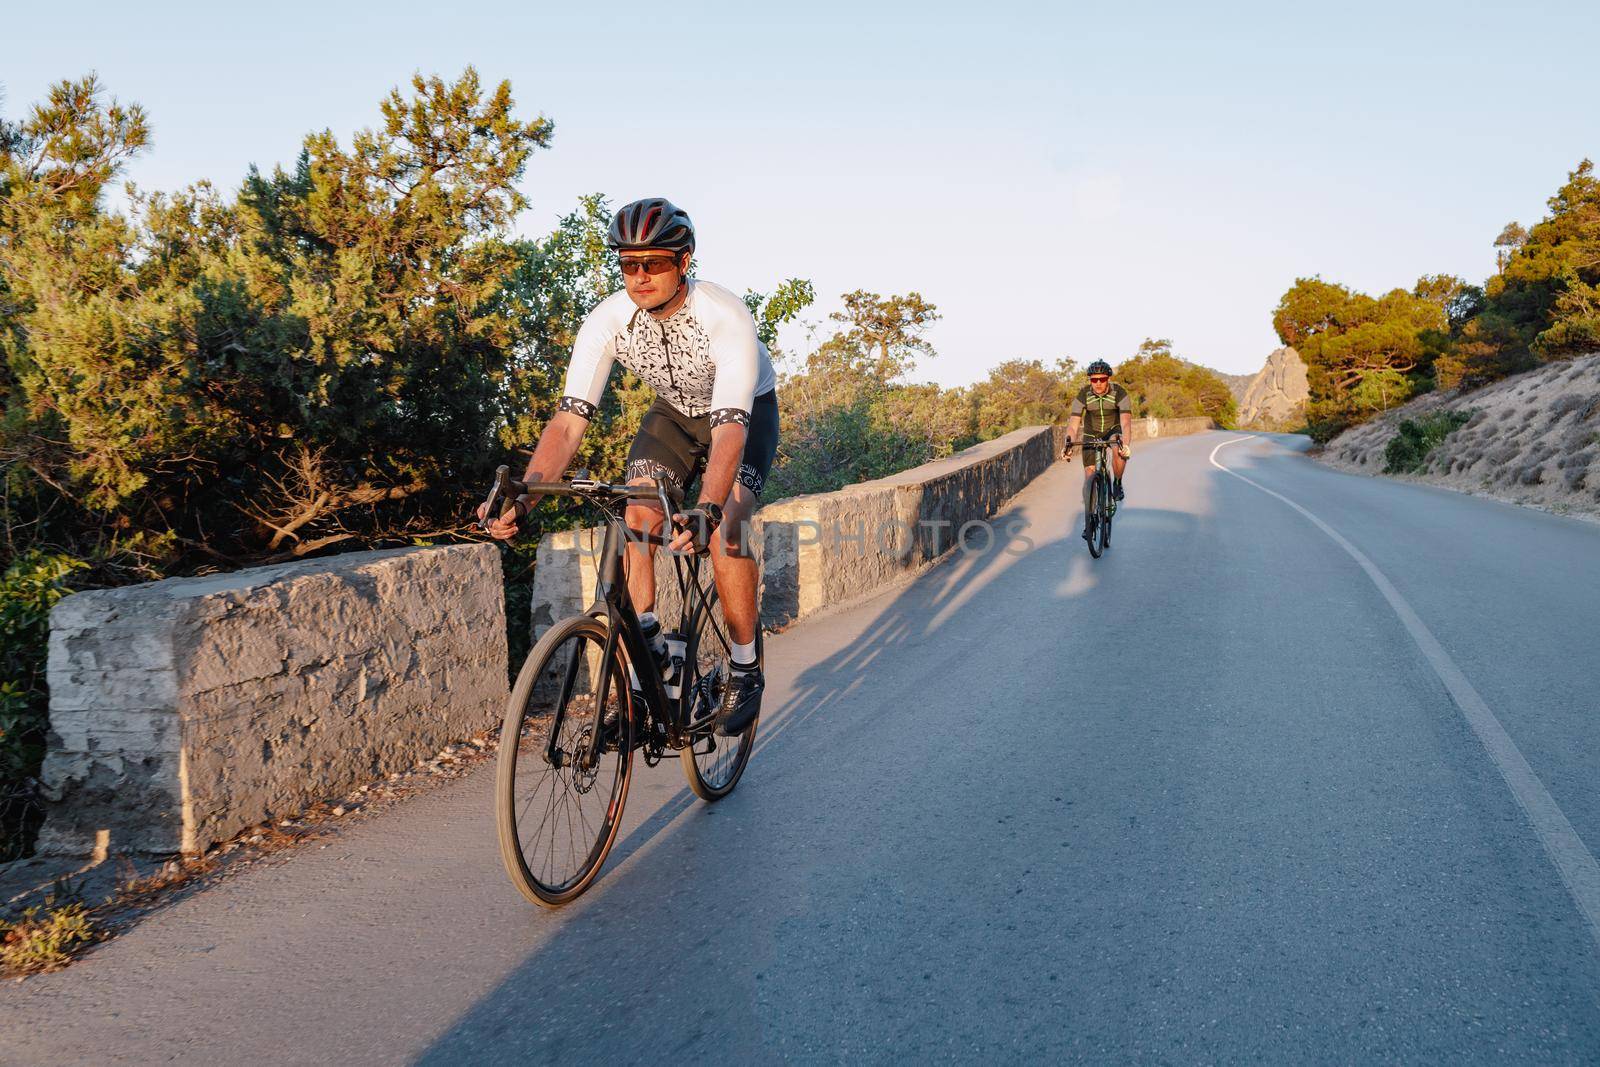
[35,416,1218,858]
[38,544,506,856]
[530,418,1217,638]
[756,425,1060,627]
[1128,415,1217,441]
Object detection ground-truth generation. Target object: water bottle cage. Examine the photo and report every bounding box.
[661,632,688,699]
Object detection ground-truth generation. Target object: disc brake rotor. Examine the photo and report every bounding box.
[570,724,599,792]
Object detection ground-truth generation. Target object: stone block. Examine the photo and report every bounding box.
[38,543,508,856]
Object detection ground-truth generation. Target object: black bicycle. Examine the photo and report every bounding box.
[1069,435,1119,558]
[488,469,757,907]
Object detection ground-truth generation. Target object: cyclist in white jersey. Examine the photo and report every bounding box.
[482,199,775,736]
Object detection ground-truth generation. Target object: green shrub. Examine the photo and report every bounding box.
[1,552,88,861]
[1383,411,1472,474]
[0,897,101,975]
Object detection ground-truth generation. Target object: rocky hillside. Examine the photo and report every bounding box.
[1238,347,1309,429]
[1319,352,1600,519]
[1216,369,1257,403]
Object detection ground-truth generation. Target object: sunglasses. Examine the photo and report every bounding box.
[1089,375,1110,383]
[619,255,682,277]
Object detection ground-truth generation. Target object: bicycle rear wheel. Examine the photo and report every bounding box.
[497,614,633,907]
[679,584,756,800]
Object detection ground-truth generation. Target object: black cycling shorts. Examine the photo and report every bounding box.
[625,390,779,501]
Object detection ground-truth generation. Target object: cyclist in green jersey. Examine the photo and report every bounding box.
[1063,360,1133,512]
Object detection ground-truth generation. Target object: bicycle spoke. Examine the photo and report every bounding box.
[519,772,558,849]
[679,582,755,799]
[499,619,632,902]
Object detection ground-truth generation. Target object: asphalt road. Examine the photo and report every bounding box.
[5,432,1600,1064]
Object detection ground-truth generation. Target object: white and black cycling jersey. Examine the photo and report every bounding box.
[558,279,776,427]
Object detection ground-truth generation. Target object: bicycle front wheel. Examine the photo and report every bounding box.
[497,614,634,907]
[679,586,756,800]
[1085,475,1104,559]
[1099,473,1113,553]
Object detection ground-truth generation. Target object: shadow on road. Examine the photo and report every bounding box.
[417,483,1205,1062]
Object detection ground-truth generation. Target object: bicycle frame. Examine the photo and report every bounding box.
[1091,444,1113,493]
[1072,435,1117,494]
[1069,435,1118,557]
[493,472,761,907]
[494,473,723,771]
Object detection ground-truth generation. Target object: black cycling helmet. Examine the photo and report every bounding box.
[1087,360,1113,377]
[607,198,695,255]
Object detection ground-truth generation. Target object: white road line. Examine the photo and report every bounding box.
[1210,434,1600,950]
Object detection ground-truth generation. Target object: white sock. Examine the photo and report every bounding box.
[731,640,757,669]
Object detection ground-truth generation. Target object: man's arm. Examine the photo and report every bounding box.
[1066,388,1087,453]
[666,423,745,553]
[1120,411,1133,447]
[531,293,621,487]
[481,411,587,540]
[698,424,746,511]
[482,294,623,540]
[522,411,588,487]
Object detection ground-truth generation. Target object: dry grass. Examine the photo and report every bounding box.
[1,892,101,977]
[1549,392,1596,418]
[113,854,219,907]
[1563,424,1600,451]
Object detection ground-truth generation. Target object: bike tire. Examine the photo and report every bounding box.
[496,614,634,907]
[1099,472,1113,553]
[1085,476,1104,559]
[679,584,757,800]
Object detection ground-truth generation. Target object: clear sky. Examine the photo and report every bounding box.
[6,0,1598,384]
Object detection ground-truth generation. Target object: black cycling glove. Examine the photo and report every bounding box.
[672,503,722,554]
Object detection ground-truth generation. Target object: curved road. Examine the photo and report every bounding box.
[5,432,1600,1063]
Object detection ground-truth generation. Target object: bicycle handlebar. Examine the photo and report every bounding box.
[520,479,663,500]
[478,466,685,535]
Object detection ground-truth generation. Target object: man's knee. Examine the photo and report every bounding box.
[624,493,665,545]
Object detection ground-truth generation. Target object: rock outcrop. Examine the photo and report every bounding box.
[1238,347,1309,428]
[1319,352,1600,520]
